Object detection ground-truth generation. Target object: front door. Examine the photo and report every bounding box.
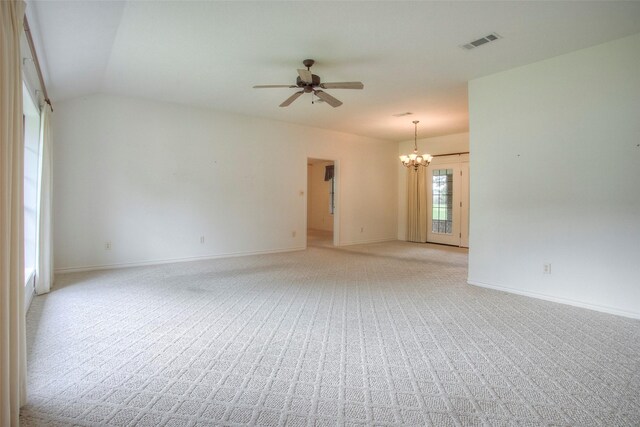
[426,157,469,247]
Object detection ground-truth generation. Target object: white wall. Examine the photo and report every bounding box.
[468,33,640,318]
[397,133,469,240]
[307,161,334,232]
[52,94,398,271]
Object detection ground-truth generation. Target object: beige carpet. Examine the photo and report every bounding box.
[21,242,640,426]
[306,229,334,248]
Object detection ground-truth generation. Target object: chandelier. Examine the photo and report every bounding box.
[399,120,433,170]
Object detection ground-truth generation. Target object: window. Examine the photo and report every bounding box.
[23,83,40,283]
[324,164,335,215]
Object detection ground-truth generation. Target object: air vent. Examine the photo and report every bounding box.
[461,33,502,50]
[392,112,413,117]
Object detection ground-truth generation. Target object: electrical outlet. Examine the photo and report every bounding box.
[360,227,364,233]
[292,231,297,238]
[105,241,112,250]
[200,236,205,244]
[543,263,551,274]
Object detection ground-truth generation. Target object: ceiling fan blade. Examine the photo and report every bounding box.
[314,90,343,108]
[297,69,313,84]
[279,91,304,107]
[319,82,364,90]
[253,85,297,88]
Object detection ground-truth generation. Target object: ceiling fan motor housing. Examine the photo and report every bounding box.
[297,75,321,91]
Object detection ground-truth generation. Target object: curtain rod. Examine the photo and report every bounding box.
[432,151,469,157]
[23,15,52,111]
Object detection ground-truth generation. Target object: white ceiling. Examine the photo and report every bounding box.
[28,1,640,141]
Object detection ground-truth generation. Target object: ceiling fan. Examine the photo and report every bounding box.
[253,59,364,108]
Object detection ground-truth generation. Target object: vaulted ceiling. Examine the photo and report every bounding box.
[27,1,640,141]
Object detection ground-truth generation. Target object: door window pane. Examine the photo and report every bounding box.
[432,169,453,234]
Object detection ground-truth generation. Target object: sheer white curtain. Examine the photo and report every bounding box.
[36,105,53,295]
[0,1,28,424]
[406,166,428,242]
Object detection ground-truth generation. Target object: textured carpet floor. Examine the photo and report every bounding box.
[21,242,640,426]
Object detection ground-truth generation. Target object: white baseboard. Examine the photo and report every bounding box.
[467,279,640,320]
[55,246,307,274]
[338,237,398,247]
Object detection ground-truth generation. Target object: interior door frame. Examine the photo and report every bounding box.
[305,157,340,248]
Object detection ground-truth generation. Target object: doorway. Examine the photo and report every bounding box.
[426,154,469,247]
[307,158,337,247]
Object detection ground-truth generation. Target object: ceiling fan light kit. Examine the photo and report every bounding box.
[400,121,433,170]
[253,59,364,108]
